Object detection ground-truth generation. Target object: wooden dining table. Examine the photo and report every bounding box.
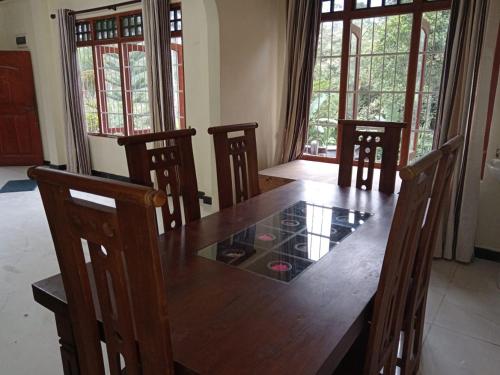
[32,179,397,375]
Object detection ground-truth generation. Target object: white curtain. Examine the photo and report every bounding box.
[57,9,92,175]
[434,0,493,262]
[142,0,176,132]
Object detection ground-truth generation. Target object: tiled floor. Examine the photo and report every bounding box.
[1,166,499,374]
[420,259,500,374]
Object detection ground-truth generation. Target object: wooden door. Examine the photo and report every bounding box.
[0,51,43,165]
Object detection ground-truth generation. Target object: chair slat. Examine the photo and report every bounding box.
[208,123,260,209]
[118,129,201,232]
[338,120,406,194]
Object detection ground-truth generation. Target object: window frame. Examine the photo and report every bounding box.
[76,4,186,137]
[303,0,451,166]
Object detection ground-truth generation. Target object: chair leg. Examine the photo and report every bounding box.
[400,296,427,375]
[55,313,81,375]
[410,299,427,374]
[384,343,399,375]
[400,316,414,375]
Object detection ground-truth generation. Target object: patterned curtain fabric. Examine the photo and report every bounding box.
[57,9,92,175]
[142,0,176,132]
[280,0,322,163]
[433,0,491,262]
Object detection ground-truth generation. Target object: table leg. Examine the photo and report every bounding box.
[55,313,80,375]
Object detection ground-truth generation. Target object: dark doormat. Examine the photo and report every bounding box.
[0,179,38,193]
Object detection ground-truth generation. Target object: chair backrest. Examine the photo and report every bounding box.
[208,123,260,210]
[363,149,442,375]
[29,167,175,375]
[400,135,464,374]
[117,129,200,232]
[338,120,406,194]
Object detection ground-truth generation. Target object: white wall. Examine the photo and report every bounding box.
[477,90,500,252]
[476,0,500,252]
[182,0,220,199]
[0,7,9,47]
[215,0,287,170]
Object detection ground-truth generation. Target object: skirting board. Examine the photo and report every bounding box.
[91,170,130,182]
[475,247,500,263]
[43,161,67,170]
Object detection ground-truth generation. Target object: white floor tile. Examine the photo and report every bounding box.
[0,166,30,187]
[451,259,500,293]
[434,298,500,346]
[425,288,445,324]
[429,259,458,294]
[420,325,500,375]
[445,283,500,326]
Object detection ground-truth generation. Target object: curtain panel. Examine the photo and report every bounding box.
[142,0,176,133]
[434,0,491,262]
[57,9,92,175]
[280,0,322,163]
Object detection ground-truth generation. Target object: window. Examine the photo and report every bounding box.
[76,4,186,136]
[305,0,451,165]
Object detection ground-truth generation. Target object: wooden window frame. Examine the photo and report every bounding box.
[76,3,186,137]
[303,0,451,166]
[409,16,430,160]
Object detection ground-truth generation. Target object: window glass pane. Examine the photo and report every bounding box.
[323,0,344,12]
[355,0,367,9]
[121,41,151,134]
[306,21,343,158]
[95,18,117,40]
[171,36,185,129]
[322,1,331,13]
[347,15,412,124]
[75,22,92,43]
[121,14,143,38]
[77,47,99,133]
[95,44,124,135]
[170,6,182,32]
[409,10,450,161]
[334,0,344,11]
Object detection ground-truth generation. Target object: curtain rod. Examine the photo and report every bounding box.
[50,0,141,19]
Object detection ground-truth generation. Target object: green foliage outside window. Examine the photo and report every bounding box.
[77,47,99,133]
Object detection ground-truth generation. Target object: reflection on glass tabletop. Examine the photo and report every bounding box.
[198,201,372,283]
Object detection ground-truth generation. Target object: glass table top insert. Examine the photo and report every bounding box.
[197,201,372,283]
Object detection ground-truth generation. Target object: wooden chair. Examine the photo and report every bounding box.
[29,167,187,375]
[117,129,200,232]
[335,149,442,375]
[400,135,464,375]
[338,120,406,194]
[208,123,260,210]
